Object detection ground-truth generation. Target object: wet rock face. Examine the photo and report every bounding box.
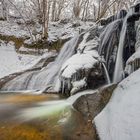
[123,2,140,64]
[124,13,140,74]
[73,84,116,121]
[127,13,140,23]
[124,22,136,63]
[135,3,140,13]
[124,20,140,76]
[118,9,127,19]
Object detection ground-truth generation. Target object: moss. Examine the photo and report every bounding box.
[0,32,70,52]
[0,34,25,49]
[50,39,69,52]
[0,17,5,21]
[24,40,45,49]
[25,38,70,52]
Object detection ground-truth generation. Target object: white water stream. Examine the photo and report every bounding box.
[102,63,111,84]
[113,9,133,83]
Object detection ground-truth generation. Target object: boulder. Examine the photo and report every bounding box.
[73,84,116,121]
[72,84,116,140]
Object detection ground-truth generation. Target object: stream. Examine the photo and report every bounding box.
[0,92,94,140]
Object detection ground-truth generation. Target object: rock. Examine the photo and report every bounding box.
[134,3,140,13]
[59,27,107,95]
[73,84,116,121]
[100,10,127,26]
[73,84,116,140]
[127,13,140,23]
[117,9,127,19]
[86,27,100,43]
[59,54,105,95]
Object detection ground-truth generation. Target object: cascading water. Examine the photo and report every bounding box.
[113,9,133,83]
[2,34,79,92]
[102,63,111,84]
[32,34,79,92]
[98,19,122,81]
[98,19,122,58]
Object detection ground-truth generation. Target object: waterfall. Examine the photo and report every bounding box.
[2,34,79,92]
[98,19,122,57]
[98,19,122,81]
[113,9,133,83]
[102,63,111,84]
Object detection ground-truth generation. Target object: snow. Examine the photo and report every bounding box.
[94,68,140,140]
[135,0,140,5]
[19,46,49,54]
[71,78,87,95]
[60,32,100,79]
[58,28,100,94]
[78,32,99,53]
[61,53,99,78]
[0,40,55,78]
[0,20,95,46]
[48,21,95,42]
[0,21,30,38]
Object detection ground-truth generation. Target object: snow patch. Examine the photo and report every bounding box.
[71,78,87,95]
[61,53,99,78]
[95,69,140,140]
[0,41,55,78]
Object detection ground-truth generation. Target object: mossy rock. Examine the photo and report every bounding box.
[25,38,70,52]
[0,34,26,49]
[0,32,70,53]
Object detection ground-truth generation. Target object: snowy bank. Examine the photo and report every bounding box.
[0,41,55,78]
[94,68,140,140]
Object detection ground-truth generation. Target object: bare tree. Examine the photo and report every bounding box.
[0,0,9,20]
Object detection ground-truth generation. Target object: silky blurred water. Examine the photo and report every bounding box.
[0,93,94,140]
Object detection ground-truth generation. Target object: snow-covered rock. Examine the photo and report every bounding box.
[61,53,99,79]
[125,47,140,75]
[94,68,140,140]
[58,29,104,95]
[48,21,96,42]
